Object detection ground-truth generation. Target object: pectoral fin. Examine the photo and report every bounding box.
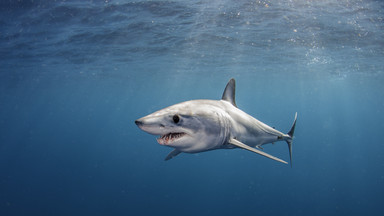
[228,138,288,164]
[165,149,181,161]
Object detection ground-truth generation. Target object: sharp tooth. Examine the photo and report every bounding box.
[158,133,185,144]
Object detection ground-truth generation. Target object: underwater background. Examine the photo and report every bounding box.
[1,0,384,215]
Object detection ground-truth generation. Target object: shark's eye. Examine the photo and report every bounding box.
[173,114,180,124]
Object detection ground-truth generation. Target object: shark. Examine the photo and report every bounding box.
[135,78,297,166]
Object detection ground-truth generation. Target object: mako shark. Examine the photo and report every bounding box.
[135,78,297,166]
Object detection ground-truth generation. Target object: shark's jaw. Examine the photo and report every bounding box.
[135,116,193,149]
[157,132,187,145]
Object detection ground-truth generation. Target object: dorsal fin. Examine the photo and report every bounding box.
[221,78,237,107]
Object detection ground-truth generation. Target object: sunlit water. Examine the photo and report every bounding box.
[1,1,384,215]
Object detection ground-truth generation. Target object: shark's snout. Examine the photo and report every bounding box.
[134,116,165,135]
[135,119,143,127]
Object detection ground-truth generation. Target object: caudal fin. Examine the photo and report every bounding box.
[286,112,297,167]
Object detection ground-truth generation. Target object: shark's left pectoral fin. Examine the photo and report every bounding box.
[165,149,181,161]
[228,138,288,164]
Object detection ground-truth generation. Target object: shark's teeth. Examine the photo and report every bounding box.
[157,132,186,145]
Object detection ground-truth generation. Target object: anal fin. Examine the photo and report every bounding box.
[165,149,181,161]
[228,138,287,164]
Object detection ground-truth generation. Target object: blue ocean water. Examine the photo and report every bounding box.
[1,0,384,215]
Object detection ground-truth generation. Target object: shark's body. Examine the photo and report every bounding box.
[135,79,297,165]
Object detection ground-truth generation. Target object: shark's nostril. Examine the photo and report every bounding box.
[135,120,143,126]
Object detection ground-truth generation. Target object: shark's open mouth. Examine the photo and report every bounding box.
[157,132,186,145]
